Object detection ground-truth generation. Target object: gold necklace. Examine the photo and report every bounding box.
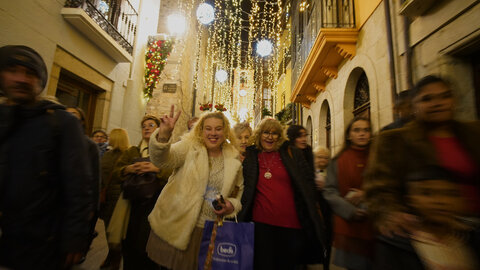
[261,151,276,179]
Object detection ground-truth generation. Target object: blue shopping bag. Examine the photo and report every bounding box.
[198,220,254,270]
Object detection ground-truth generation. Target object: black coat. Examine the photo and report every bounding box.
[238,142,327,264]
[0,100,93,269]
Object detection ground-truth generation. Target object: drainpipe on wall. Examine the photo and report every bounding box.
[384,0,398,119]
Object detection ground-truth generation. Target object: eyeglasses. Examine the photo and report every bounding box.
[93,135,107,139]
[142,123,157,129]
[262,131,279,138]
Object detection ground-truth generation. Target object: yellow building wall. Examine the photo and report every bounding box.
[355,0,383,29]
[276,67,292,114]
[275,15,292,114]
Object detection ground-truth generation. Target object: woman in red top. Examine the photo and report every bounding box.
[323,117,374,270]
[238,118,327,270]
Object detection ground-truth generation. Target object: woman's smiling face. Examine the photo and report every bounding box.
[202,117,225,152]
[260,129,280,152]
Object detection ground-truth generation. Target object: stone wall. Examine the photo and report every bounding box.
[0,0,160,143]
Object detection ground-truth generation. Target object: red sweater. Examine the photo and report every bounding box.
[252,151,302,228]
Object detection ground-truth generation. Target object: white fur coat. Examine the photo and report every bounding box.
[148,128,244,250]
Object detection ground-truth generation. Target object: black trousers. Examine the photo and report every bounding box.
[254,222,307,270]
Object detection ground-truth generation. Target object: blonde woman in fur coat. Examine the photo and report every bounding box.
[146,106,244,270]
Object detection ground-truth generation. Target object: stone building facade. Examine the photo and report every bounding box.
[290,0,480,155]
[1,0,161,143]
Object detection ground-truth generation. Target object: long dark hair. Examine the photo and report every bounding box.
[286,124,306,145]
[334,116,371,158]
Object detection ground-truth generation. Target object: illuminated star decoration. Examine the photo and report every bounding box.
[144,38,174,100]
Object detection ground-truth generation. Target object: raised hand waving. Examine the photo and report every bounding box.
[157,105,181,142]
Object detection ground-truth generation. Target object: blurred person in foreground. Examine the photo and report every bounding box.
[364,75,480,270]
[233,121,252,161]
[323,117,374,270]
[238,118,326,270]
[406,167,478,269]
[0,45,93,269]
[146,107,244,270]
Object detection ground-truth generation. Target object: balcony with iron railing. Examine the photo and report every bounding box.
[291,0,358,107]
[62,0,138,62]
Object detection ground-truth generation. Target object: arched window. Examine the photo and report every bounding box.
[319,100,331,149]
[306,116,313,146]
[326,105,331,148]
[353,72,370,118]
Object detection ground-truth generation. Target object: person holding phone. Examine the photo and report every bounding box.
[146,107,244,270]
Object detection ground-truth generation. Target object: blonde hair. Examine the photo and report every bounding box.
[183,112,238,150]
[313,146,330,156]
[249,118,286,151]
[108,128,130,151]
[233,122,252,138]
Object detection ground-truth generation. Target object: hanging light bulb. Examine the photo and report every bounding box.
[196,3,215,25]
[215,69,228,83]
[256,39,273,57]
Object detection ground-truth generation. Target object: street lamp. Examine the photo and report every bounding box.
[167,14,186,35]
[196,3,215,25]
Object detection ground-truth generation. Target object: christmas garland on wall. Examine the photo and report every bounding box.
[144,38,174,100]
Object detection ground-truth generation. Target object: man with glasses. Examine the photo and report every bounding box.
[92,129,109,157]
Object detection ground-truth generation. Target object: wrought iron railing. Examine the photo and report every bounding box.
[64,0,137,54]
[291,0,355,90]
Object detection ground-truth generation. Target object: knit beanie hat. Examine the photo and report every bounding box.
[0,45,48,89]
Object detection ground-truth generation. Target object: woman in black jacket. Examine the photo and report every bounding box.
[238,118,326,270]
[287,124,332,270]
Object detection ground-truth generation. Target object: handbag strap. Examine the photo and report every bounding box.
[203,185,240,269]
[203,215,224,270]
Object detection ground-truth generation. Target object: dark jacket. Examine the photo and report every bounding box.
[86,137,101,212]
[100,148,125,226]
[238,142,326,263]
[0,100,93,269]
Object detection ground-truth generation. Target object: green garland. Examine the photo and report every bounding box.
[144,38,174,100]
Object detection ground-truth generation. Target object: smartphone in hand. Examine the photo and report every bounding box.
[212,194,225,210]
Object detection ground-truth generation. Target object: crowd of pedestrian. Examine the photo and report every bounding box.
[1,44,479,270]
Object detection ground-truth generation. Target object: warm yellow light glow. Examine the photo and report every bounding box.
[167,14,186,35]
